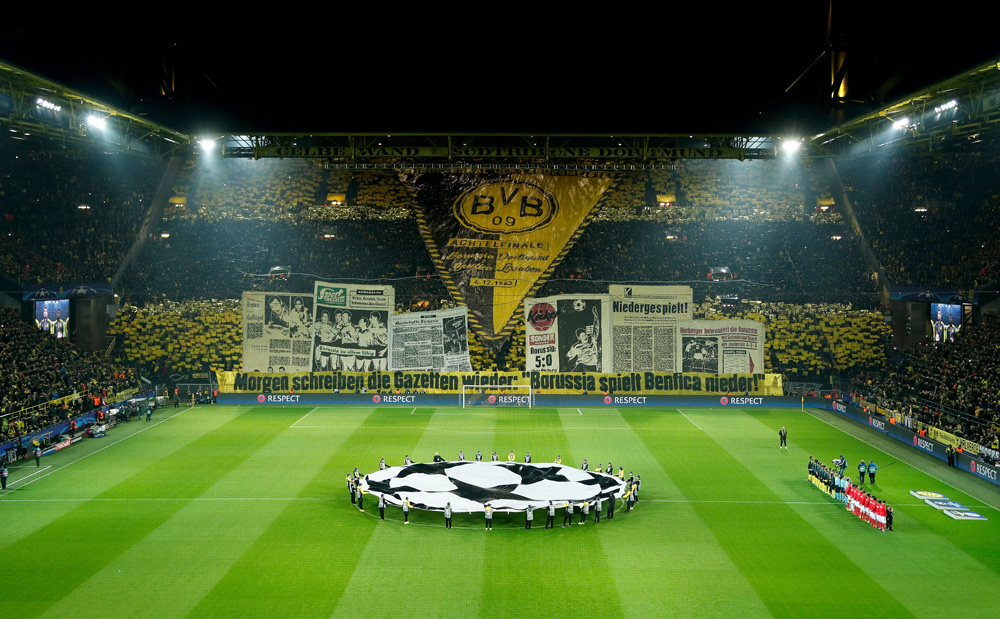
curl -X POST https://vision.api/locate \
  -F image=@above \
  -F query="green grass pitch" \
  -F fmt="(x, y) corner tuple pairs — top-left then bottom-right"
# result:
(2, 403), (999, 618)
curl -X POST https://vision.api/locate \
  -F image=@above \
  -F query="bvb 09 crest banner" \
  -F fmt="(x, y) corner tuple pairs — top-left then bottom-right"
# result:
(403, 173), (612, 352)
(524, 294), (613, 372)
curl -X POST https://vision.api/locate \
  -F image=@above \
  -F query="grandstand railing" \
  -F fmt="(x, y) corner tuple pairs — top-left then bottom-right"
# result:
(0, 392), (80, 422)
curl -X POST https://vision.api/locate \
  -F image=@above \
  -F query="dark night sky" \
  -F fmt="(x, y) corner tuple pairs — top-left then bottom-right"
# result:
(2, 9), (997, 137)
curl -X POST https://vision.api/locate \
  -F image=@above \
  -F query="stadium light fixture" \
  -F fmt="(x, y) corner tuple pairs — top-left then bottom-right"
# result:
(934, 99), (958, 114)
(86, 115), (107, 130)
(781, 139), (802, 154)
(198, 138), (216, 152)
(892, 117), (910, 130)
(35, 97), (61, 112)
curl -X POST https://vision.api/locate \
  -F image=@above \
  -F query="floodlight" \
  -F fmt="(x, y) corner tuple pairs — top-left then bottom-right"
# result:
(87, 115), (106, 129)
(934, 99), (958, 114)
(781, 139), (801, 154)
(198, 138), (216, 152)
(892, 118), (910, 130)
(35, 97), (61, 112)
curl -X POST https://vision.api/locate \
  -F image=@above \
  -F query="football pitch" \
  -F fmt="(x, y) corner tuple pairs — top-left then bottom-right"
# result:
(2, 403), (999, 618)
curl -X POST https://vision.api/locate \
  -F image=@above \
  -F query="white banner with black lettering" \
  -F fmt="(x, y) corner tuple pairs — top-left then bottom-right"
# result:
(676, 319), (766, 374)
(242, 292), (315, 373)
(609, 284), (693, 373)
(388, 306), (473, 372)
(312, 282), (394, 372)
(525, 294), (612, 372)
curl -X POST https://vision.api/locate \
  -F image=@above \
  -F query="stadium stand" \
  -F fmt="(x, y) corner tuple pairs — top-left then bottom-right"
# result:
(0, 139), (164, 284)
(852, 312), (1000, 449)
(0, 307), (139, 444)
(839, 140), (1000, 288)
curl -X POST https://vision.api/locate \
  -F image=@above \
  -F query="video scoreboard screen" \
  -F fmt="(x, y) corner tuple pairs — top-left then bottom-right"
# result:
(930, 303), (961, 343)
(34, 299), (69, 338)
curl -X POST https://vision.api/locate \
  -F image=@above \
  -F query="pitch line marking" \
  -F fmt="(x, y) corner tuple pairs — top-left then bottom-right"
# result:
(578, 408), (583, 416)
(5, 466), (51, 486)
(802, 408), (1000, 513)
(0, 496), (952, 509)
(409, 408), (415, 415)
(289, 406), (319, 428)
(0, 406), (195, 497)
(677, 408), (703, 431)
(290, 425), (700, 433)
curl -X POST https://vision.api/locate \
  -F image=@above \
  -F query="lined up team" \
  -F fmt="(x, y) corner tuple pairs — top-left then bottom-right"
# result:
(809, 456), (893, 531)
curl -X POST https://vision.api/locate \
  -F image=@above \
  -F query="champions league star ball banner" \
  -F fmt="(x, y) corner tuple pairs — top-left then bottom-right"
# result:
(388, 306), (473, 372)
(215, 369), (780, 395)
(609, 284), (693, 373)
(403, 172), (612, 353)
(311, 282), (394, 372)
(242, 292), (316, 373)
(676, 319), (765, 374)
(525, 295), (613, 372)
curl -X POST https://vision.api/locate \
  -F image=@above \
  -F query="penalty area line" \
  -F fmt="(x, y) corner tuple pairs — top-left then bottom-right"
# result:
(289, 406), (319, 428)
(676, 409), (703, 431)
(5, 466), (51, 486)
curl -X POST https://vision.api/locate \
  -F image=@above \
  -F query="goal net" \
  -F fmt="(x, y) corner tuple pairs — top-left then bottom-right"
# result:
(460, 385), (533, 408)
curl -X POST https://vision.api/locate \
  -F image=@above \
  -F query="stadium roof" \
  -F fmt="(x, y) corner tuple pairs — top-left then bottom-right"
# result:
(1, 13), (998, 157)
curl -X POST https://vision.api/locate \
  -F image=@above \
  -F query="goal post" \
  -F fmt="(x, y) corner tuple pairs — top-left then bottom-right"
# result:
(460, 385), (534, 409)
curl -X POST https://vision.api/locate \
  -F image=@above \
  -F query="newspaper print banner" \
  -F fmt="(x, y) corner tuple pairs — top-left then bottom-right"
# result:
(675, 319), (765, 374)
(312, 282), (394, 372)
(242, 292), (315, 373)
(609, 285), (693, 373)
(525, 294), (613, 372)
(388, 306), (473, 372)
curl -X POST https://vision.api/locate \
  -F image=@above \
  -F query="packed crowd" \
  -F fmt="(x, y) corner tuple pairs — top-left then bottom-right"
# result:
(694, 298), (891, 378)
(595, 159), (842, 224)
(548, 219), (875, 305)
(0, 140), (164, 284)
(107, 299), (243, 376)
(0, 307), (140, 443)
(851, 312), (1000, 448)
(839, 138), (1000, 288)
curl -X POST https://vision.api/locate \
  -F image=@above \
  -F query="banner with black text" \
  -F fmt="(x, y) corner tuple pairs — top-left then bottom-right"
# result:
(609, 284), (693, 372)
(311, 282), (394, 372)
(525, 294), (613, 372)
(388, 306), (473, 372)
(242, 292), (315, 373)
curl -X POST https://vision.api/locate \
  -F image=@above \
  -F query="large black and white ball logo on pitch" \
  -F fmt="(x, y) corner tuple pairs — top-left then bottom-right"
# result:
(360, 461), (626, 513)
